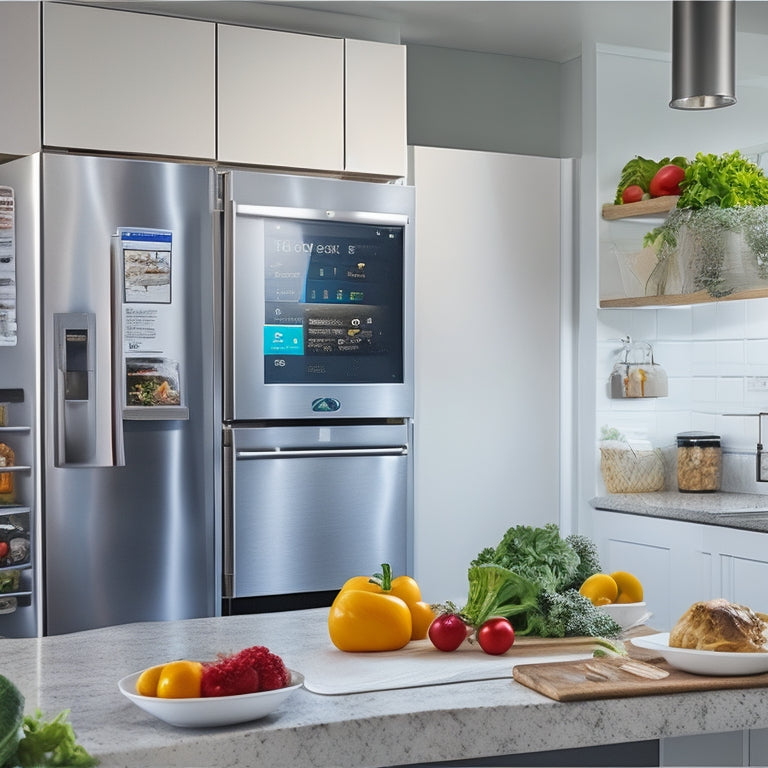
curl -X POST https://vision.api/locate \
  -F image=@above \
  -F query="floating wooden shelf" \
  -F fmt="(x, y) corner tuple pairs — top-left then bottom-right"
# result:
(600, 287), (768, 308)
(602, 196), (679, 221)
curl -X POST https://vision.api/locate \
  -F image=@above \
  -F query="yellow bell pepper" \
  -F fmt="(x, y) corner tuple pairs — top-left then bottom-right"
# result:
(328, 564), (430, 651)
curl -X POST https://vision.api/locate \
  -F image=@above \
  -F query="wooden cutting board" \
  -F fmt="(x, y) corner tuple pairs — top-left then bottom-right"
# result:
(513, 654), (768, 701)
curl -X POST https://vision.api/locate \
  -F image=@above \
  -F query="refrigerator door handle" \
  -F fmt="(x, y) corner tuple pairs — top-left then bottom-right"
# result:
(235, 446), (408, 460)
(111, 235), (126, 467)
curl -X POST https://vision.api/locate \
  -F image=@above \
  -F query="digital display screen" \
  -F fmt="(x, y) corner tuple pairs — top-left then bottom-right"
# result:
(263, 218), (404, 384)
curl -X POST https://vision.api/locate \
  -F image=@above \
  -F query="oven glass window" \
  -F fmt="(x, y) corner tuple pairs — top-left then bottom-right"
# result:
(263, 218), (404, 384)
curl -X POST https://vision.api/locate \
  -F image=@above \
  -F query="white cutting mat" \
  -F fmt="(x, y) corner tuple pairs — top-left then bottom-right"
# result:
(301, 637), (601, 695)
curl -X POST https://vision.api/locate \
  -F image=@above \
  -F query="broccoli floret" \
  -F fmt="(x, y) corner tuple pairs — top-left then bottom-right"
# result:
(460, 564), (540, 628)
(518, 589), (622, 639)
(564, 533), (603, 590)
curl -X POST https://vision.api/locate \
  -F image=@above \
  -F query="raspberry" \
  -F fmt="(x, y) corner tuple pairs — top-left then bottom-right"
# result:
(200, 657), (259, 697)
(199, 645), (289, 697)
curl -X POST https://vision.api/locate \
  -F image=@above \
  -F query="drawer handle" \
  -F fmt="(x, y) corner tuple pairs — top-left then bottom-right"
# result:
(235, 446), (408, 460)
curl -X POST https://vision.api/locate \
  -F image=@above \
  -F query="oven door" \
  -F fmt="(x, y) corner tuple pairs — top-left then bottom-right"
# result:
(223, 422), (411, 610)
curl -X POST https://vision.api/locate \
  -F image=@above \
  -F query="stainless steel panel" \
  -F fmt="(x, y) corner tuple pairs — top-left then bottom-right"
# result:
(223, 169), (415, 421)
(41, 154), (217, 635)
(228, 423), (409, 597)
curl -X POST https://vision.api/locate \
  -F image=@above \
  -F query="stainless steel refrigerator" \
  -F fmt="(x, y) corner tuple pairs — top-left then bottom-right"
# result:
(0, 153), (217, 637)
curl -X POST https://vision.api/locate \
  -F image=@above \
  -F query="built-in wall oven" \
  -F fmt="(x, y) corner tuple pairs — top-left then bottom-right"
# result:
(219, 169), (415, 614)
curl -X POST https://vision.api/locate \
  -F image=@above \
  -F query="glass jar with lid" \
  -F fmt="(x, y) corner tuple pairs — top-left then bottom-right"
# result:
(676, 431), (721, 492)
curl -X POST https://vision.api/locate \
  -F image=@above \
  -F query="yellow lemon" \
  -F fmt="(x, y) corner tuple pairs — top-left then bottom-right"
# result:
(611, 571), (644, 603)
(156, 660), (204, 699)
(579, 573), (618, 606)
(135, 664), (165, 697)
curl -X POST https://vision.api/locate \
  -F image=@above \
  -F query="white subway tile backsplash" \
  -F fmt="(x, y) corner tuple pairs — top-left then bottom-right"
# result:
(691, 377), (717, 403)
(691, 303), (718, 339)
(596, 309), (636, 341)
(717, 377), (746, 404)
(715, 340), (745, 372)
(595, 301), (768, 493)
(692, 341), (719, 376)
(746, 298), (768, 338)
(657, 306), (693, 339)
(628, 309), (657, 340)
(746, 339), (768, 372)
(651, 341), (692, 376)
(715, 301), (747, 339)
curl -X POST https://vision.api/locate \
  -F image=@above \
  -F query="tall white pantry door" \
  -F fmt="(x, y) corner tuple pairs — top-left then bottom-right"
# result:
(409, 146), (572, 603)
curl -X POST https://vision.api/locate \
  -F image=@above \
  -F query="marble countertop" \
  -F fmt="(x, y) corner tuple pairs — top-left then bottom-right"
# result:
(6, 608), (768, 768)
(590, 491), (768, 533)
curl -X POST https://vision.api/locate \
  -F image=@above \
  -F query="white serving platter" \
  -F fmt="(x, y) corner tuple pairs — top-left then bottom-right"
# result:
(630, 632), (768, 676)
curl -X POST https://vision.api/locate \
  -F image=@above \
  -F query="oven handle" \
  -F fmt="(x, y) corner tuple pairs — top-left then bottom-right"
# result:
(235, 446), (408, 459)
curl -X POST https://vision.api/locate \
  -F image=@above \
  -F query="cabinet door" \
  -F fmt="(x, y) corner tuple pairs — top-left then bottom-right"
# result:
(218, 25), (344, 171)
(703, 526), (768, 613)
(345, 39), (407, 177)
(0, 2), (40, 157)
(43, 4), (215, 159)
(591, 510), (711, 631)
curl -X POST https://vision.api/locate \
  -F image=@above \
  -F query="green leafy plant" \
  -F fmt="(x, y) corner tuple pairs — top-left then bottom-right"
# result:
(641, 152), (768, 297)
(677, 151), (768, 209)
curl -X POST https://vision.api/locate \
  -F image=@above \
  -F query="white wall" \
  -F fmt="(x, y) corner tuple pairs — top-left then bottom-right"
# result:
(586, 40), (768, 502)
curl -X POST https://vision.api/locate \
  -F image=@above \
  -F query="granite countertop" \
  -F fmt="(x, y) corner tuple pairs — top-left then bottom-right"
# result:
(7, 608), (768, 768)
(590, 491), (768, 533)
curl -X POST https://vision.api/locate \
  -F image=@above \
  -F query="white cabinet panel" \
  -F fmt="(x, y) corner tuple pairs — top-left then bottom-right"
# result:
(218, 25), (344, 171)
(592, 510), (712, 631)
(0, 2), (40, 157)
(345, 39), (407, 177)
(43, 4), (215, 159)
(410, 147), (564, 603)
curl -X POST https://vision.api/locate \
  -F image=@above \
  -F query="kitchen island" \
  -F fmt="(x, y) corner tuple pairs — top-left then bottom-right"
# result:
(6, 608), (768, 768)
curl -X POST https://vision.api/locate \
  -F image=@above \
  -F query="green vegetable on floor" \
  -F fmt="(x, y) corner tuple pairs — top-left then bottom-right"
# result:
(0, 676), (97, 768)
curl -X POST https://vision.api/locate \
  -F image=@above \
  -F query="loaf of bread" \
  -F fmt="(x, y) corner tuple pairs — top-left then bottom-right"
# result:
(669, 598), (768, 653)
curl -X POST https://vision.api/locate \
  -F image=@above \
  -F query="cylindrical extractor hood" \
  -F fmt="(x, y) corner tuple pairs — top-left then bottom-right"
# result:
(670, 0), (736, 110)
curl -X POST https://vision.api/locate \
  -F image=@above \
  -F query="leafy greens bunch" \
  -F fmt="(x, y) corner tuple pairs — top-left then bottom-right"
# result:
(676, 151), (768, 210)
(613, 155), (687, 204)
(460, 524), (621, 638)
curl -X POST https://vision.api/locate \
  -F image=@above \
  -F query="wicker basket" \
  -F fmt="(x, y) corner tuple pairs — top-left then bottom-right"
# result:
(600, 444), (664, 493)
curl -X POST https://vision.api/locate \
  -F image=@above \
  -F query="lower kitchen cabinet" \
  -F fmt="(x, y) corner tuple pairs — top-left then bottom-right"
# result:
(592, 508), (768, 767)
(592, 509), (768, 628)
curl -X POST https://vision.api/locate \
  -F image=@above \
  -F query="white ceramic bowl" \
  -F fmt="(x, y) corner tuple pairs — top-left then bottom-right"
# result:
(597, 601), (650, 630)
(631, 633), (768, 676)
(118, 668), (304, 727)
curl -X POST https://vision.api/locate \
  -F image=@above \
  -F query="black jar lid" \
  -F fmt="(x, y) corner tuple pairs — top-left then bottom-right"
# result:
(676, 431), (721, 447)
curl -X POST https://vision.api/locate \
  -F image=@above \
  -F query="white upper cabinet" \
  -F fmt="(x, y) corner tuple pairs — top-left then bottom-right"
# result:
(345, 39), (407, 178)
(217, 25), (344, 172)
(42, 4), (216, 159)
(0, 2), (40, 158)
(218, 26), (407, 177)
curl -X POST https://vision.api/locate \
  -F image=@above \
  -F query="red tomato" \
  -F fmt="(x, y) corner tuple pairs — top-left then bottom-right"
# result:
(476, 617), (515, 655)
(649, 164), (685, 197)
(428, 613), (468, 652)
(621, 185), (644, 204)
(0, 541), (7, 558)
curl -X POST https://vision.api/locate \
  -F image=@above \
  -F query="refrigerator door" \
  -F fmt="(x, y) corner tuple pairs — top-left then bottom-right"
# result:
(41, 154), (217, 635)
